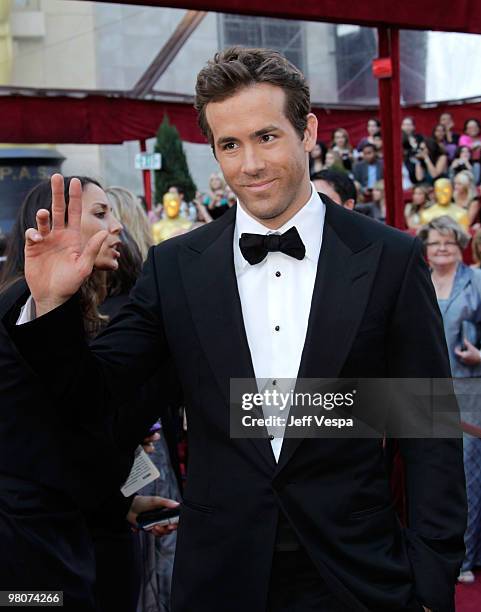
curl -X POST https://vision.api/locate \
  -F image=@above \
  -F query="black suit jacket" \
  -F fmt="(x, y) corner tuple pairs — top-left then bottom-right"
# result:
(7, 198), (466, 612)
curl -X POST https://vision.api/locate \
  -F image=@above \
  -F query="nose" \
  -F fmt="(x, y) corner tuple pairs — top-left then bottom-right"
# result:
(109, 214), (123, 234)
(240, 145), (266, 176)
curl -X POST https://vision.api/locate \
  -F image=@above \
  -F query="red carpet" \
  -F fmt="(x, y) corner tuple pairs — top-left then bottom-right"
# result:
(455, 571), (481, 611)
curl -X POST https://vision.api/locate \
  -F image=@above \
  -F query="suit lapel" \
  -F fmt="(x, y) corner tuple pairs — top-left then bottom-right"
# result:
(276, 210), (383, 473)
(179, 209), (276, 470)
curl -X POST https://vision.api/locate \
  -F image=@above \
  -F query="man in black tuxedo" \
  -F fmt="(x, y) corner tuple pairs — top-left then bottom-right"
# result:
(9, 47), (466, 612)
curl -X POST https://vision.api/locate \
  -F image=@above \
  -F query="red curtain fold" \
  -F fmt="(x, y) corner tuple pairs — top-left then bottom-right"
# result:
(2, 94), (481, 146)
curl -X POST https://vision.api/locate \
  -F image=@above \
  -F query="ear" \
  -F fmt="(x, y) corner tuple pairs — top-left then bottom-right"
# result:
(304, 113), (318, 153)
(343, 199), (355, 211)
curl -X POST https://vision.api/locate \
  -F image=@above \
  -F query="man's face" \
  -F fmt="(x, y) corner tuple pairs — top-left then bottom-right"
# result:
(363, 146), (377, 164)
(205, 83), (317, 226)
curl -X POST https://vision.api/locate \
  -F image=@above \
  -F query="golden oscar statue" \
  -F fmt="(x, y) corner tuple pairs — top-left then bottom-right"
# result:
(152, 192), (192, 244)
(420, 178), (470, 229)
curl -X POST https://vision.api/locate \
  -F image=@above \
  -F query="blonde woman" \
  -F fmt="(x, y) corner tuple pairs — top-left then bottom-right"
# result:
(331, 128), (354, 171)
(106, 186), (153, 261)
(453, 170), (480, 226)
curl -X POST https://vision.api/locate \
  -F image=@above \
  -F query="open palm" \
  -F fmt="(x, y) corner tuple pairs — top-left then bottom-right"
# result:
(24, 174), (108, 315)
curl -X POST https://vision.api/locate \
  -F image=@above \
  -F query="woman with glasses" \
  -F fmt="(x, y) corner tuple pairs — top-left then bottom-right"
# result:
(419, 215), (481, 584)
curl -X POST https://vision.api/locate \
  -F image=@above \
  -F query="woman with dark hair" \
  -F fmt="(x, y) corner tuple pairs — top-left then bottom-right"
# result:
(433, 121), (460, 160)
(459, 118), (481, 168)
(356, 117), (380, 152)
(450, 145), (481, 184)
(308, 140), (326, 177)
(414, 138), (448, 184)
(0, 177), (176, 611)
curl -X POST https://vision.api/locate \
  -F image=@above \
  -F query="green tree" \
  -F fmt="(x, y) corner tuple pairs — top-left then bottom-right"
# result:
(154, 115), (197, 203)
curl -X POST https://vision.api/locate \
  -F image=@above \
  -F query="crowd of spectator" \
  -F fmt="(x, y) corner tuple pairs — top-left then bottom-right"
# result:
(308, 112), (481, 230)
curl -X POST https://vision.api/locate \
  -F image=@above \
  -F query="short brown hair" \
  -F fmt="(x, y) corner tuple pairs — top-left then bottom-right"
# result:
(195, 47), (311, 147)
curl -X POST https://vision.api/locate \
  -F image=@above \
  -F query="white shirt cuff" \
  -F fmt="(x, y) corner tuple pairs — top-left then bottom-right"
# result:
(16, 295), (36, 325)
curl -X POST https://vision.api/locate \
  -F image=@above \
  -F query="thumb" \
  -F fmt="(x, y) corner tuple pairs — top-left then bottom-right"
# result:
(464, 338), (475, 350)
(78, 230), (109, 272)
(149, 496), (180, 509)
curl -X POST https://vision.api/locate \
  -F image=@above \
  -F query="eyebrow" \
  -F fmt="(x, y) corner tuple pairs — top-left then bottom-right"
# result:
(91, 202), (108, 209)
(216, 124), (281, 148)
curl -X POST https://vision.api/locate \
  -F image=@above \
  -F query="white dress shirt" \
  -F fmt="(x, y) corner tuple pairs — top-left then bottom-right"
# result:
(234, 184), (325, 461)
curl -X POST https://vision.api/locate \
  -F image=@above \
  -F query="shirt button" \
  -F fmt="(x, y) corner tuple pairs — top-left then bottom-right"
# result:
(275, 325), (280, 331)
(275, 271), (281, 277)
(268, 435), (275, 441)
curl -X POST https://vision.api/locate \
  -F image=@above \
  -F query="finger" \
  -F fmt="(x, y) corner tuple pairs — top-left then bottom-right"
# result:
(25, 227), (44, 246)
(36, 209), (51, 236)
(464, 338), (475, 350)
(51, 174), (67, 230)
(454, 346), (464, 356)
(66, 178), (83, 231)
(77, 230), (109, 274)
(152, 496), (180, 509)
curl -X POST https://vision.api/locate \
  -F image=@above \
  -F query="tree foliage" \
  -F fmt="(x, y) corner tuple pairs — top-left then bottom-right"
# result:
(154, 115), (197, 203)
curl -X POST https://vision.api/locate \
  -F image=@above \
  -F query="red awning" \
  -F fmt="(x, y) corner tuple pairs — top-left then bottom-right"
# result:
(3, 93), (481, 146)
(91, 0), (481, 35)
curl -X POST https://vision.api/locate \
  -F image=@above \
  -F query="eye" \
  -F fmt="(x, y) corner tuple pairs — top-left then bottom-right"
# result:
(222, 142), (238, 151)
(95, 211), (106, 218)
(261, 134), (275, 143)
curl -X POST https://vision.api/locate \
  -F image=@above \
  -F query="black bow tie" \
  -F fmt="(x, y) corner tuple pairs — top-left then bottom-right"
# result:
(239, 226), (306, 265)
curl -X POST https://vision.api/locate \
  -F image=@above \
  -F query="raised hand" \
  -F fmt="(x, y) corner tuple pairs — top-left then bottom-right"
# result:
(24, 174), (110, 317)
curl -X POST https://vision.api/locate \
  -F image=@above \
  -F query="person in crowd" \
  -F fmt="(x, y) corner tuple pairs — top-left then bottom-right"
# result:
(323, 148), (346, 173)
(0, 177), (176, 612)
(202, 172), (229, 219)
(471, 227), (481, 269)
(401, 116), (423, 158)
(418, 215), (481, 584)
(308, 140), (326, 177)
(371, 179), (386, 222)
(105, 186), (153, 261)
(311, 169), (356, 209)
(402, 159), (414, 190)
(414, 138), (448, 185)
(5, 46), (466, 612)
(450, 145), (481, 184)
(435, 117), (457, 161)
(372, 131), (383, 159)
(356, 117), (380, 151)
(352, 142), (384, 197)
(432, 123), (447, 148)
(404, 184), (432, 230)
(459, 119), (481, 170)
(331, 128), (354, 171)
(439, 112), (460, 148)
(148, 202), (163, 224)
(192, 190), (213, 223)
(453, 169), (480, 226)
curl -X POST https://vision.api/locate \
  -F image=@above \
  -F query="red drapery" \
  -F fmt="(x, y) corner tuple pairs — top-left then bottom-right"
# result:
(91, 0), (481, 35)
(3, 94), (481, 146)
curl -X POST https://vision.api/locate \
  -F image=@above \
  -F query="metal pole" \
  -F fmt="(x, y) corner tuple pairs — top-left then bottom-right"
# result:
(139, 139), (152, 211)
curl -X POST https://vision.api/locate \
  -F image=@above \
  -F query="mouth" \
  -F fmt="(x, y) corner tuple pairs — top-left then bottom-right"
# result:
(109, 242), (121, 258)
(243, 179), (277, 193)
